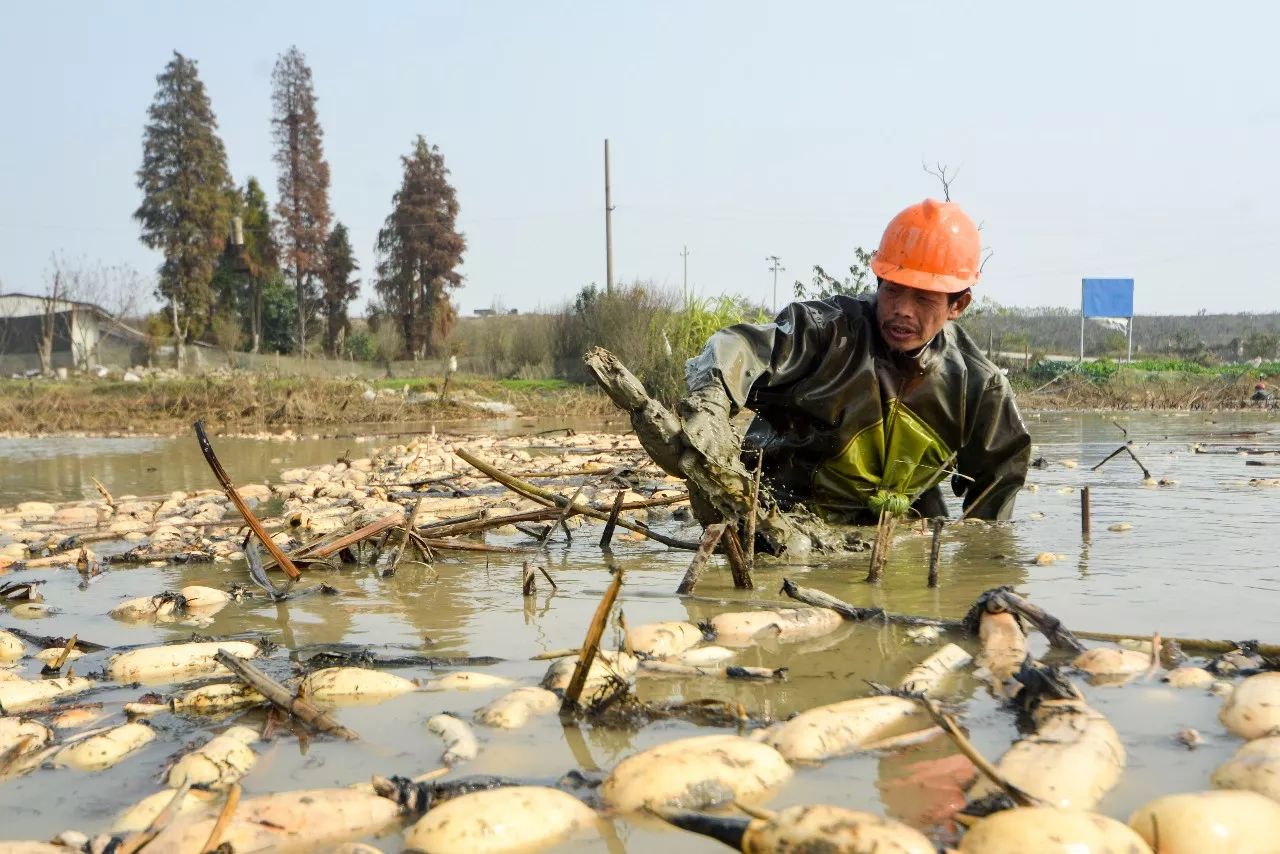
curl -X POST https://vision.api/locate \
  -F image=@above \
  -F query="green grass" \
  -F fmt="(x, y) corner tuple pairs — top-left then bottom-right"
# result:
(493, 378), (572, 392)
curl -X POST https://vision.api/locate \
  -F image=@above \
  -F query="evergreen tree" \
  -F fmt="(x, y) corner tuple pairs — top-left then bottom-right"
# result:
(134, 51), (232, 369)
(271, 45), (331, 356)
(374, 136), (466, 358)
(211, 177), (280, 352)
(320, 222), (359, 355)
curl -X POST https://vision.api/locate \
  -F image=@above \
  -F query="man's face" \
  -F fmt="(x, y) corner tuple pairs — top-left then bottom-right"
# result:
(876, 280), (971, 352)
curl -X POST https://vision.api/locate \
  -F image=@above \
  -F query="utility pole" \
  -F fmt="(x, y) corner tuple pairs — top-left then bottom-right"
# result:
(766, 255), (785, 313)
(681, 245), (690, 305)
(604, 139), (614, 295)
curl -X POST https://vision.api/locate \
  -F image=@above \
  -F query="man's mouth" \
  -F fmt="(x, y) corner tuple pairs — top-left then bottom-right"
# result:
(882, 321), (918, 343)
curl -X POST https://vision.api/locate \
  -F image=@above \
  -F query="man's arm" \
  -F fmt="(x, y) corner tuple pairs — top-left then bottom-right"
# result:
(955, 376), (1032, 520)
(684, 299), (846, 411)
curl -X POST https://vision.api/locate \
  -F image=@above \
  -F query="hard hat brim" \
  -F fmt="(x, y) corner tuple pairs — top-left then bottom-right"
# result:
(871, 258), (978, 294)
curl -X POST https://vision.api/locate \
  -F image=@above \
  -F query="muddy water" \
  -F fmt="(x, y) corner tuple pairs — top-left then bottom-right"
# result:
(0, 410), (1278, 850)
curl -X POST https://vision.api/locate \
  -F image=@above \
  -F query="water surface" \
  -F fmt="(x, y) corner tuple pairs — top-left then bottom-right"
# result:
(0, 410), (1277, 849)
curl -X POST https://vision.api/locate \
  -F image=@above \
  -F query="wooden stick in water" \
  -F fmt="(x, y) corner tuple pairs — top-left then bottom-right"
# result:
(865, 512), (897, 584)
(456, 448), (700, 550)
(194, 421), (301, 581)
(1081, 486), (1092, 537)
(599, 490), (627, 549)
(385, 497), (425, 575)
(215, 649), (358, 741)
(676, 523), (726, 595)
(561, 568), (624, 715)
(722, 527), (754, 590)
(201, 782), (241, 853)
(917, 695), (1043, 808)
(745, 450), (763, 569)
(40, 634), (78, 676)
(927, 518), (944, 588)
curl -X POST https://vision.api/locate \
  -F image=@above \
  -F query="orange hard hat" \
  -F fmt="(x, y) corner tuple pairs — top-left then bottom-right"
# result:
(870, 198), (981, 293)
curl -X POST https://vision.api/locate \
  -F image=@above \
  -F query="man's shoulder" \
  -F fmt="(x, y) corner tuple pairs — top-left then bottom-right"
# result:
(945, 322), (1009, 391)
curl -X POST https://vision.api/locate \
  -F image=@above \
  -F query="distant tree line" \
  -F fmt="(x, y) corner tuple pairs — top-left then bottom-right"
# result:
(133, 49), (464, 367)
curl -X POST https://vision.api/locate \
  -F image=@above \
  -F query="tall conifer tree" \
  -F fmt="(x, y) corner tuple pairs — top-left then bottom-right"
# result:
(135, 51), (232, 369)
(320, 222), (359, 355)
(374, 136), (466, 358)
(271, 45), (331, 356)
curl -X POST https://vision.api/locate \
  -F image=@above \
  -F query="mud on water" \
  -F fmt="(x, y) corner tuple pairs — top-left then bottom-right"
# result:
(0, 410), (1277, 850)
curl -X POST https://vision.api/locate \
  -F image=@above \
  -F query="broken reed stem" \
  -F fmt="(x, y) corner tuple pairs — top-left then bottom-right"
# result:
(1090, 445), (1128, 472)
(1091, 442), (1153, 480)
(677, 523), (727, 595)
(214, 649), (358, 741)
(456, 448), (699, 550)
(385, 497), (425, 575)
(1081, 486), (1091, 537)
(1124, 445), (1153, 480)
(745, 450), (763, 569)
(927, 518), (944, 588)
(537, 564), (559, 590)
(201, 781), (241, 853)
(599, 490), (627, 549)
(521, 561), (536, 596)
(781, 578), (1274, 657)
(116, 781), (193, 854)
(865, 512), (897, 584)
(90, 476), (114, 512)
(44, 634), (78, 674)
(194, 421), (301, 581)
(722, 527), (754, 590)
(561, 567), (624, 715)
(917, 695), (1042, 808)
(420, 538), (528, 554)
(542, 482), (585, 544)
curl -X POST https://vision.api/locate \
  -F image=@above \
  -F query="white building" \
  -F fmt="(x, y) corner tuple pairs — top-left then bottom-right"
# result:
(0, 293), (148, 374)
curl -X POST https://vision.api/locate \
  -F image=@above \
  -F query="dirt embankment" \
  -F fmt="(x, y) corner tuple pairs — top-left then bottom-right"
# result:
(0, 375), (617, 436)
(1017, 372), (1271, 411)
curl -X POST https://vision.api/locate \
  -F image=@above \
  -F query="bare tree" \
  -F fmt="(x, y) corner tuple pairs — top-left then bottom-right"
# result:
(922, 161), (959, 202)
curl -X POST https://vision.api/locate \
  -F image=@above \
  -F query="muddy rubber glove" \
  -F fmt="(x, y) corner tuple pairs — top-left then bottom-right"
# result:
(676, 383), (739, 473)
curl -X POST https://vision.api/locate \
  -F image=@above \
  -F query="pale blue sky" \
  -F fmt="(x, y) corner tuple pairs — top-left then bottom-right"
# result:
(1, 2), (1277, 316)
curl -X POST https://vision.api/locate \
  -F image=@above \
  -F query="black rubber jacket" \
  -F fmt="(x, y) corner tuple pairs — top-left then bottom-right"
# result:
(685, 294), (1031, 521)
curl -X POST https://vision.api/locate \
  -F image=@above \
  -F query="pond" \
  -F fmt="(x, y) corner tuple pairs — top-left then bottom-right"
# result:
(0, 410), (1277, 850)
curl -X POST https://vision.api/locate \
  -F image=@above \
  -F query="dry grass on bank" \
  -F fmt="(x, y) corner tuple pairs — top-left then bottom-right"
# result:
(0, 374), (618, 435)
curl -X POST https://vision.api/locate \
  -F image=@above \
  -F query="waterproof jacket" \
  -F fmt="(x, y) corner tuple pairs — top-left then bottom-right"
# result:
(685, 294), (1031, 521)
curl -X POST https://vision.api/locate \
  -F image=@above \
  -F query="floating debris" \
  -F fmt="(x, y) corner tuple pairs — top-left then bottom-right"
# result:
(601, 734), (792, 812)
(165, 725), (258, 789)
(422, 672), (516, 692)
(1212, 735), (1280, 800)
(765, 695), (930, 763)
(959, 806), (1152, 853)
(0, 676), (93, 713)
(106, 640), (260, 683)
(707, 607), (843, 647)
(660, 804), (934, 853)
(296, 667), (418, 705)
(474, 687), (559, 729)
(967, 695), (1125, 809)
(426, 713), (479, 767)
(1128, 790), (1280, 851)
(404, 786), (599, 852)
(54, 722), (156, 772)
(1220, 672), (1280, 739)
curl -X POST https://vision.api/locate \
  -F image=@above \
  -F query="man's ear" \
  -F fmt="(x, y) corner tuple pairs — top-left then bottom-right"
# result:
(947, 291), (972, 320)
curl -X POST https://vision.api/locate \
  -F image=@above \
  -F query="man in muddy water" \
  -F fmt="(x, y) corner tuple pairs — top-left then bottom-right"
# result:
(680, 198), (1031, 523)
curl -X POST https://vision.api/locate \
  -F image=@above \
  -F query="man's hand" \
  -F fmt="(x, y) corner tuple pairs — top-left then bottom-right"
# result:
(676, 383), (738, 472)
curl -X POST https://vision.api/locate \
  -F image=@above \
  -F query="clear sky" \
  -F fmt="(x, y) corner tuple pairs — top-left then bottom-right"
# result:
(1, 1), (1277, 317)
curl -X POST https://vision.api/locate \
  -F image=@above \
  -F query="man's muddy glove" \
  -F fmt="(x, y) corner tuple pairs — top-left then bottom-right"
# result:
(676, 383), (737, 471)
